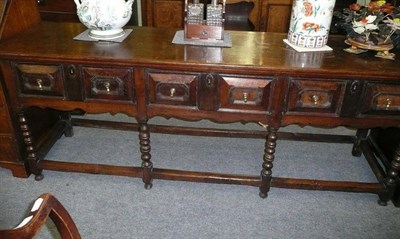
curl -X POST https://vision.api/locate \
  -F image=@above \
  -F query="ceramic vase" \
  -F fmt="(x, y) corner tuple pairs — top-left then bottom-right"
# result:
(74, 0), (134, 40)
(287, 0), (336, 48)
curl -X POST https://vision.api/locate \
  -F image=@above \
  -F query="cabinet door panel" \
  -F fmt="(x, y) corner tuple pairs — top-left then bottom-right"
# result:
(148, 0), (184, 28)
(261, 0), (293, 33)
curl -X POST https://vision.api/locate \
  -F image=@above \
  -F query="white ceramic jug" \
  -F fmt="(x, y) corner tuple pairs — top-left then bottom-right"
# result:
(74, 0), (134, 40)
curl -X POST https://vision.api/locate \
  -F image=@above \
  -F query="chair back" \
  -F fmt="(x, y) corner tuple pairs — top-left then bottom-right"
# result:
(0, 193), (81, 239)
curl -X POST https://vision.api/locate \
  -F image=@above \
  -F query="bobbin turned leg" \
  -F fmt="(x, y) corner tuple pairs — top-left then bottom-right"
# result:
(61, 112), (73, 137)
(139, 121), (153, 189)
(378, 144), (400, 206)
(259, 127), (277, 198)
(352, 129), (369, 157)
(18, 110), (43, 181)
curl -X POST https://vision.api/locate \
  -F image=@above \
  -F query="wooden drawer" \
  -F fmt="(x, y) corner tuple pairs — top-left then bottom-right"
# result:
(13, 63), (65, 97)
(220, 75), (272, 111)
(147, 71), (272, 113)
(286, 78), (345, 115)
(82, 67), (134, 102)
(360, 83), (400, 115)
(147, 71), (197, 106)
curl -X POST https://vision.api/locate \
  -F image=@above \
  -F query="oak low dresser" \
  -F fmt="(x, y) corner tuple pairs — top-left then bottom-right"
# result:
(0, 21), (399, 206)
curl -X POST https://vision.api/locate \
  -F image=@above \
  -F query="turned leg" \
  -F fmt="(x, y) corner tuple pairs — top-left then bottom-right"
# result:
(18, 111), (43, 181)
(259, 127), (277, 198)
(352, 129), (369, 157)
(139, 122), (153, 189)
(61, 112), (73, 137)
(378, 144), (400, 206)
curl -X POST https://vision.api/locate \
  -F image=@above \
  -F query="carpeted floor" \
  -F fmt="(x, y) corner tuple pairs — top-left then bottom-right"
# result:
(1, 115), (399, 239)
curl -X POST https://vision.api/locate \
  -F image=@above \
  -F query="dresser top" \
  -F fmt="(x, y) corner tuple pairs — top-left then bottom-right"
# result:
(0, 22), (399, 79)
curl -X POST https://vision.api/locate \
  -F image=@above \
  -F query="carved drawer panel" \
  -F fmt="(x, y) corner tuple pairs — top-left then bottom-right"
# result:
(220, 76), (272, 111)
(13, 63), (65, 97)
(286, 78), (345, 114)
(147, 72), (197, 106)
(82, 67), (134, 102)
(360, 83), (400, 115)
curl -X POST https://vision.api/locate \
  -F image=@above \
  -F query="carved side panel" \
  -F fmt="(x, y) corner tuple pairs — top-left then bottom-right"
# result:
(13, 63), (65, 98)
(0, 79), (19, 162)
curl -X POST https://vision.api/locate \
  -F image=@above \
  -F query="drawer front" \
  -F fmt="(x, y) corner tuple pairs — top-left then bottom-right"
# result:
(360, 83), (400, 115)
(220, 76), (272, 111)
(147, 71), (272, 113)
(14, 63), (65, 97)
(83, 67), (134, 102)
(286, 78), (345, 115)
(147, 72), (197, 106)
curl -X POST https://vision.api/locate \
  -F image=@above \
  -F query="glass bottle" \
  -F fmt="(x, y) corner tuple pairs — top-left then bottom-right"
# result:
(187, 0), (204, 25)
(206, 0), (223, 26)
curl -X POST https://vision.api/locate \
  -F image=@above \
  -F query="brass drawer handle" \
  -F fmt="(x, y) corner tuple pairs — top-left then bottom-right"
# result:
(385, 98), (392, 110)
(170, 87), (176, 97)
(104, 82), (111, 93)
(243, 92), (248, 103)
(36, 79), (43, 90)
(311, 95), (320, 105)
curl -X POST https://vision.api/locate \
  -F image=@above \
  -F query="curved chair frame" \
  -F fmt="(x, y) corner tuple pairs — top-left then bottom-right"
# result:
(0, 193), (81, 239)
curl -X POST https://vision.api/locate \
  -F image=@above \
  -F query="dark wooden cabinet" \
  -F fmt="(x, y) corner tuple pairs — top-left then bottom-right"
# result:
(36, 0), (356, 33)
(142, 0), (357, 32)
(141, 0), (185, 28)
(37, 0), (79, 22)
(141, 0), (293, 32)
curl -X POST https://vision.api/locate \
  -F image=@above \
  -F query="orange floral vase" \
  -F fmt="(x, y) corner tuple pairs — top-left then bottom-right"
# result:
(288, 0), (336, 48)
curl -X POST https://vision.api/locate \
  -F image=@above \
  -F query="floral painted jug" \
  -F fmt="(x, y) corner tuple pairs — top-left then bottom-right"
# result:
(74, 0), (134, 40)
(288, 0), (336, 48)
